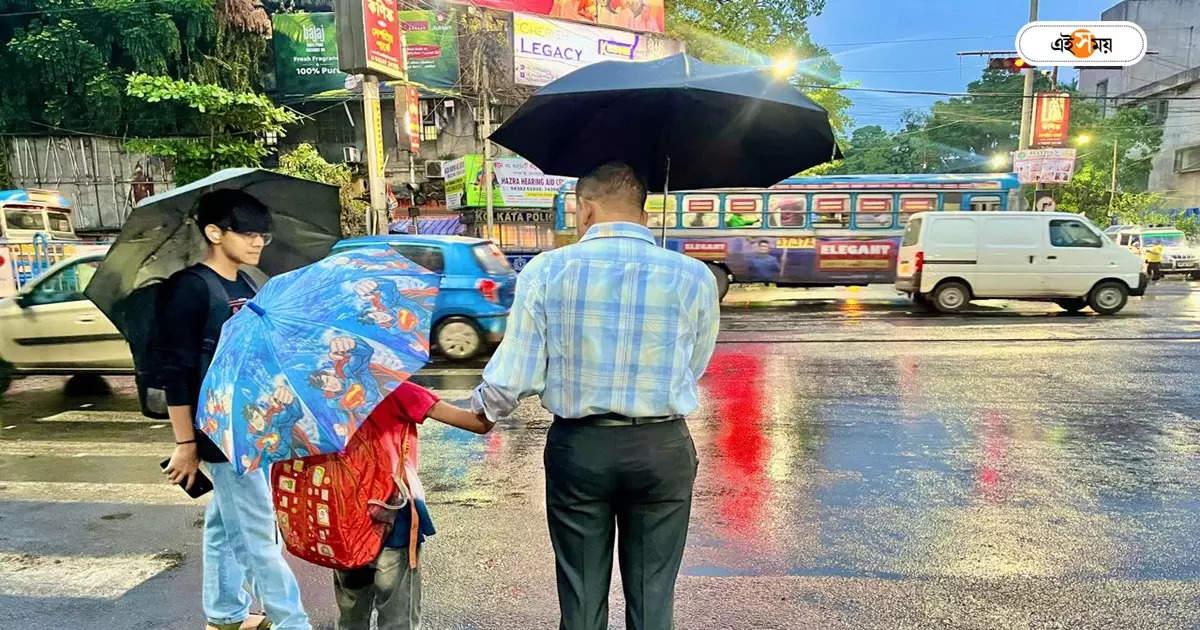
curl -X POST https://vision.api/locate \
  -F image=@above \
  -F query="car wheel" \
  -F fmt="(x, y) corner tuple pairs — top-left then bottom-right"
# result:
(1088, 281), (1129, 315)
(65, 374), (112, 397)
(932, 281), (970, 313)
(1191, 271), (1200, 281)
(706, 263), (730, 302)
(0, 360), (13, 396)
(1055, 298), (1087, 313)
(436, 317), (482, 361)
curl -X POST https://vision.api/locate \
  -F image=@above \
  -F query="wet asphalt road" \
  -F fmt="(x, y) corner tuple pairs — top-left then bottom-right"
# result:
(2, 282), (1200, 629)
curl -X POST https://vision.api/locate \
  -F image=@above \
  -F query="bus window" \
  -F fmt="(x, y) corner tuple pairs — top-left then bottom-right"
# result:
(855, 195), (893, 228)
(767, 194), (806, 228)
(898, 194), (936, 225)
(969, 195), (1002, 212)
(724, 195), (762, 228)
(4, 209), (47, 232)
(683, 195), (719, 228)
(942, 192), (962, 211)
(812, 194), (850, 228)
(47, 211), (74, 238)
(645, 195), (678, 229)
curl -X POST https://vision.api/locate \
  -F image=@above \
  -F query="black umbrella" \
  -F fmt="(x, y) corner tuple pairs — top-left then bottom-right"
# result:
(489, 53), (842, 192)
(85, 168), (342, 358)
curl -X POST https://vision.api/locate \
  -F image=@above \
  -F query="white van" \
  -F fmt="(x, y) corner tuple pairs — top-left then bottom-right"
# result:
(895, 211), (1146, 315)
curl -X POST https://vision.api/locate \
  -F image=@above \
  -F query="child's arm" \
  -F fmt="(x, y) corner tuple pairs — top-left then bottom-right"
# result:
(426, 400), (494, 434)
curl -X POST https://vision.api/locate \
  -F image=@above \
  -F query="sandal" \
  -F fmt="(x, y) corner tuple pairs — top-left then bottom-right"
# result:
(206, 612), (272, 630)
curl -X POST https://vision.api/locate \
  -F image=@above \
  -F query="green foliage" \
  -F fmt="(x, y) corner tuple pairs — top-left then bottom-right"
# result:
(275, 144), (368, 237)
(125, 74), (297, 184)
(666, 0), (853, 143)
(0, 0), (267, 135)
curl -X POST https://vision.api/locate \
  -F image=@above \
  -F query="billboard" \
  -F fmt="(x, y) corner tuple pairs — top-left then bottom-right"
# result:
(1013, 148), (1077, 184)
(273, 11), (458, 95)
(512, 13), (683, 86)
(272, 13), (346, 95)
(444, 155), (570, 209)
(1032, 92), (1071, 148)
(448, 0), (665, 33)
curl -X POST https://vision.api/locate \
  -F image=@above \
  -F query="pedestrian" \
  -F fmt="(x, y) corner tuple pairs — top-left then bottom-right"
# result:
(471, 162), (721, 630)
(332, 381), (493, 630)
(160, 189), (310, 630)
(1146, 243), (1164, 281)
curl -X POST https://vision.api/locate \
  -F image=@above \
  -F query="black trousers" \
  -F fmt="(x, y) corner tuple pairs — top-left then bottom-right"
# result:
(544, 418), (699, 630)
(1148, 261), (1162, 280)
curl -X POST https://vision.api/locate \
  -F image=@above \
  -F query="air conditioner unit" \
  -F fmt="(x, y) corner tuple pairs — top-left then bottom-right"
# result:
(424, 160), (446, 179)
(343, 146), (362, 164)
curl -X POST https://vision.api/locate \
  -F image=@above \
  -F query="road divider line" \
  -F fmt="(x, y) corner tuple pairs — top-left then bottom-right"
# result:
(38, 411), (155, 424)
(0, 441), (170, 457)
(0, 551), (180, 600)
(0, 481), (208, 506)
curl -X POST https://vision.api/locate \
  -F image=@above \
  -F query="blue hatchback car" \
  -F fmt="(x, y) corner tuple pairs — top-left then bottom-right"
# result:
(331, 235), (517, 360)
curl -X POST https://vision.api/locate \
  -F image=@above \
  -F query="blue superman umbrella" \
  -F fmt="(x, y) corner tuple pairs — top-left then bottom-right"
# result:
(197, 246), (440, 475)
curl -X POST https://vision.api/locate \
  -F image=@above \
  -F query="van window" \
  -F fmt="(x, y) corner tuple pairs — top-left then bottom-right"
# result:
(1049, 219), (1103, 248)
(902, 218), (922, 247)
(983, 217), (1038, 247)
(926, 217), (977, 247)
(1118, 234), (1131, 246)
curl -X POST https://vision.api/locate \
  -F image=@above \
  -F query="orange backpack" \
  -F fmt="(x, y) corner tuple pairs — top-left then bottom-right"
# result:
(271, 417), (416, 570)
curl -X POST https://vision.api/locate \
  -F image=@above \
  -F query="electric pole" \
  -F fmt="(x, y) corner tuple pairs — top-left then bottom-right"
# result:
(1018, 0), (1038, 150)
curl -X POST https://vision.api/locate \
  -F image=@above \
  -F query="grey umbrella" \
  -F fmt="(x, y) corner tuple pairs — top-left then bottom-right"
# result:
(85, 167), (342, 354)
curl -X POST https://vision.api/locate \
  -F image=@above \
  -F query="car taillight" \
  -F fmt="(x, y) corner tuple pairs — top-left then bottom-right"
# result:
(914, 251), (924, 273)
(476, 278), (500, 303)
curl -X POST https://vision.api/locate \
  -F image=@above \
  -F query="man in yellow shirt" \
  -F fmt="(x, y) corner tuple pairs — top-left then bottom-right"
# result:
(1145, 243), (1164, 281)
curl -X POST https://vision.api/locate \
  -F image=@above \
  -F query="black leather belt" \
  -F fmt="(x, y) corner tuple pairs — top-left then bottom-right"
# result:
(554, 413), (681, 427)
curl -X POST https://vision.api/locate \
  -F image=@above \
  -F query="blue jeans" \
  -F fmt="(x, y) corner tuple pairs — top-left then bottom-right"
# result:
(203, 462), (310, 629)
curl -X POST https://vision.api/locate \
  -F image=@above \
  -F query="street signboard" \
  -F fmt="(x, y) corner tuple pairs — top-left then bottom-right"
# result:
(1035, 195), (1057, 212)
(335, 0), (405, 79)
(1032, 92), (1071, 148)
(1013, 148), (1077, 184)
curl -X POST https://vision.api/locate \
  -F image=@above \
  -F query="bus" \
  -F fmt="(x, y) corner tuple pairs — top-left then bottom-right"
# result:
(0, 189), (107, 298)
(554, 173), (1022, 299)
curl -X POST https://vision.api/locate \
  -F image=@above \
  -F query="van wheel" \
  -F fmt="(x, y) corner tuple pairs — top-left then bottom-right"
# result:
(1055, 298), (1087, 313)
(1191, 271), (1200, 281)
(706, 263), (730, 302)
(436, 317), (483, 361)
(1088, 282), (1129, 315)
(932, 281), (970, 313)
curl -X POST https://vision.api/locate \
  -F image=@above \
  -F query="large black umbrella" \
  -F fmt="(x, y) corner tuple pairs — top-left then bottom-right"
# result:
(490, 53), (842, 191)
(86, 168), (342, 362)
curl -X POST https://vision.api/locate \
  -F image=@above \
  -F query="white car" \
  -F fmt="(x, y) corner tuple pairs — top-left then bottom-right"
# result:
(0, 253), (133, 394)
(895, 211), (1147, 315)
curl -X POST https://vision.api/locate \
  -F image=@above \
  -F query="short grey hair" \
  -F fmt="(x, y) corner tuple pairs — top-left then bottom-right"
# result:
(576, 162), (647, 211)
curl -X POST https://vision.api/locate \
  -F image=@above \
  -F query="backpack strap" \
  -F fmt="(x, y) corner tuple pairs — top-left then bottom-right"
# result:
(398, 427), (419, 569)
(182, 266), (234, 373)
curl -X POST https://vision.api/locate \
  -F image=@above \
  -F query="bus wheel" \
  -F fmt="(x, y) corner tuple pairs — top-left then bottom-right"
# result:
(706, 263), (730, 301)
(932, 281), (970, 313)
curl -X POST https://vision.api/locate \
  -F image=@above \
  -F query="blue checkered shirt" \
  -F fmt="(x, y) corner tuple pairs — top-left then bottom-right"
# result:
(472, 222), (720, 422)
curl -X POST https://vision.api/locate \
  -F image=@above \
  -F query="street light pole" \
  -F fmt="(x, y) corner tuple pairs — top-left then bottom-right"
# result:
(1109, 139), (1119, 215)
(482, 62), (495, 243)
(1017, 0), (1038, 150)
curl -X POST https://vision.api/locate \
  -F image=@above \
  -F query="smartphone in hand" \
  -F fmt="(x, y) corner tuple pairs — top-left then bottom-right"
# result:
(160, 458), (214, 499)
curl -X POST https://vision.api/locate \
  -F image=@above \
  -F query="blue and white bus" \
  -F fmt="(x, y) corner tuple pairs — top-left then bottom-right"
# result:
(554, 173), (1022, 298)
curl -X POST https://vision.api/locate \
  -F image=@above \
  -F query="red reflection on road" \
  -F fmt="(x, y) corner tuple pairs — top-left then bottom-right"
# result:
(705, 347), (769, 541)
(976, 411), (1008, 502)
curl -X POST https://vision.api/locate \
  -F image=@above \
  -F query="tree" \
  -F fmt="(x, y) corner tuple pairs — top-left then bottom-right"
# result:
(124, 73), (297, 184)
(275, 143), (368, 237)
(0, 0), (269, 136)
(666, 0), (853, 140)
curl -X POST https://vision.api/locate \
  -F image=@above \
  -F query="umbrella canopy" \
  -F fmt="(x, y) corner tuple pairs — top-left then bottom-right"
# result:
(84, 168), (341, 360)
(198, 246), (439, 475)
(489, 53), (842, 192)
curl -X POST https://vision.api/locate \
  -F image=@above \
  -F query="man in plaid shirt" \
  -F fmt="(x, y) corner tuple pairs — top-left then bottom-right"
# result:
(472, 162), (720, 630)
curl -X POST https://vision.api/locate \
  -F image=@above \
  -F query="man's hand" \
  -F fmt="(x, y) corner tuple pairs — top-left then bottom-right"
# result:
(163, 442), (201, 491)
(329, 336), (356, 357)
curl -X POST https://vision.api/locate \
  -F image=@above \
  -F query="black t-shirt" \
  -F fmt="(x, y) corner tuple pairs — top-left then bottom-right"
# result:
(159, 264), (256, 463)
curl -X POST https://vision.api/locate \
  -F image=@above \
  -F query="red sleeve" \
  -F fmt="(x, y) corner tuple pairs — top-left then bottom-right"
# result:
(385, 381), (440, 424)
